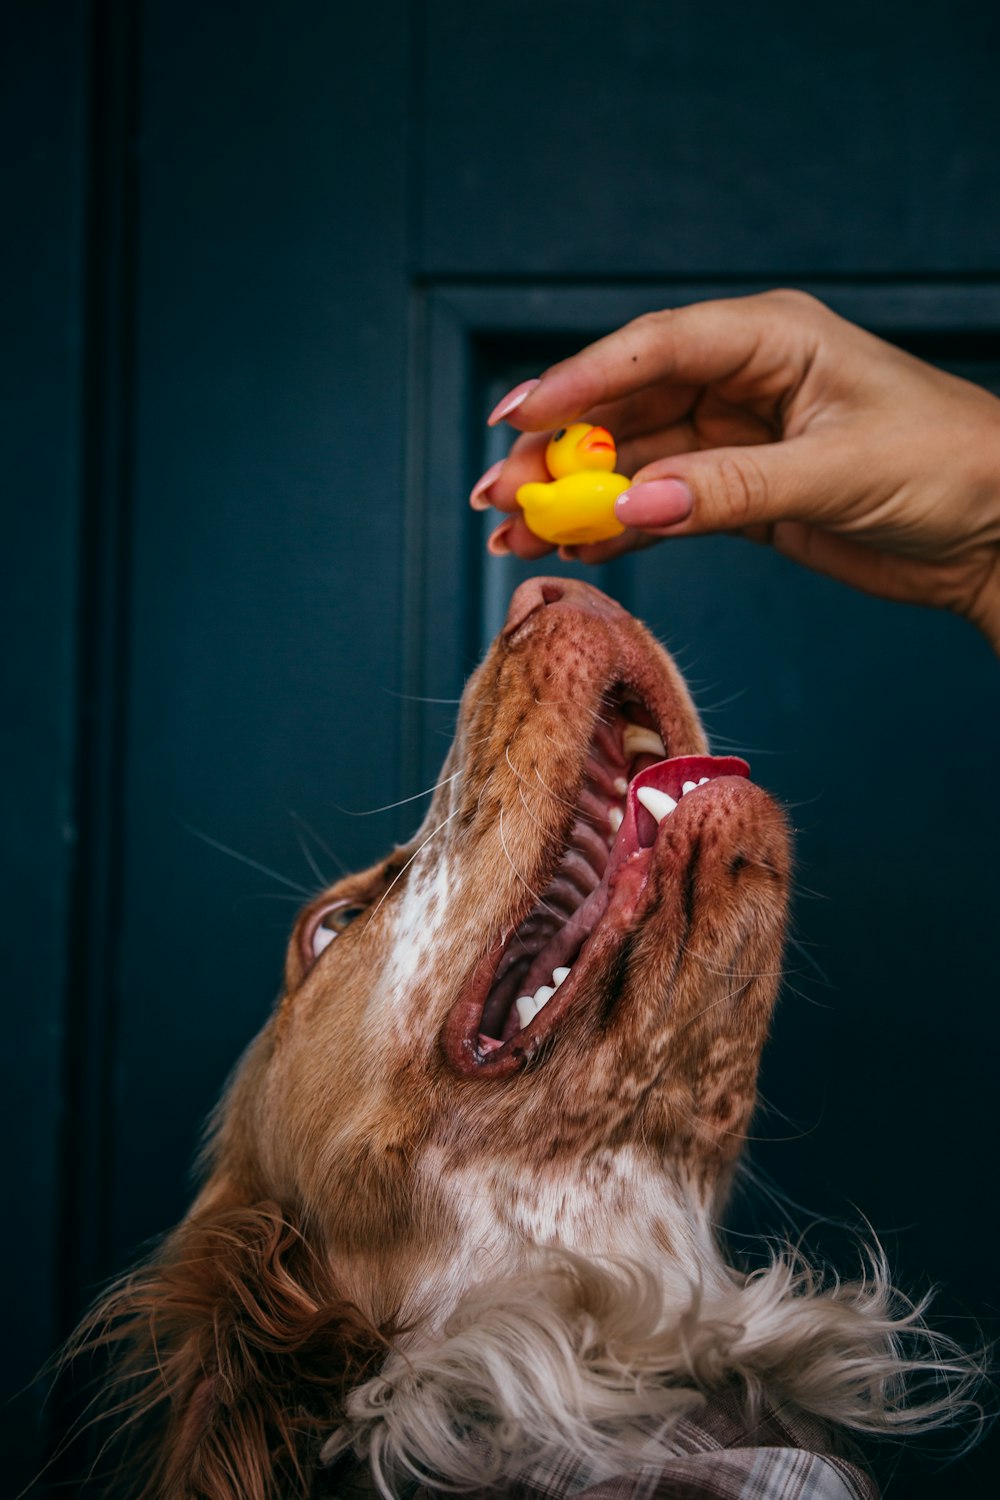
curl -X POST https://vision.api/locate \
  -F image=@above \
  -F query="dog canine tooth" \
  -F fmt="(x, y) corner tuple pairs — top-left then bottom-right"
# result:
(515, 994), (539, 1029)
(636, 786), (677, 823)
(622, 725), (667, 759)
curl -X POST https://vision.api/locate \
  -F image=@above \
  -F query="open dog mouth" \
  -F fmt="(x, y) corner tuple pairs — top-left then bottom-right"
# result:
(443, 683), (748, 1076)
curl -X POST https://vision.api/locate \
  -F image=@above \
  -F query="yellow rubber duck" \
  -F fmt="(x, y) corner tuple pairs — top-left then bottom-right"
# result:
(515, 423), (631, 546)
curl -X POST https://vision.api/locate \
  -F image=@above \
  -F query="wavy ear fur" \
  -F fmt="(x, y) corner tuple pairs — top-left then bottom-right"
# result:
(69, 1200), (391, 1500)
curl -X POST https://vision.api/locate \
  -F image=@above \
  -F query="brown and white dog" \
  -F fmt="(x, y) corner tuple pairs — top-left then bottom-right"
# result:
(77, 578), (974, 1498)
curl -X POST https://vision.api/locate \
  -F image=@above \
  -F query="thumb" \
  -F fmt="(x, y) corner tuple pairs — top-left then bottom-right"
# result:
(616, 436), (849, 537)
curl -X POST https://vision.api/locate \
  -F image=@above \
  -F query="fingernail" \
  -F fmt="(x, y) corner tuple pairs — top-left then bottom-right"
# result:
(487, 378), (540, 427)
(469, 459), (505, 510)
(487, 521), (513, 556)
(616, 479), (694, 528)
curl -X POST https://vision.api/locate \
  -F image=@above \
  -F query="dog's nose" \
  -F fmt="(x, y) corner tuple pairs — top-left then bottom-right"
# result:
(502, 576), (627, 639)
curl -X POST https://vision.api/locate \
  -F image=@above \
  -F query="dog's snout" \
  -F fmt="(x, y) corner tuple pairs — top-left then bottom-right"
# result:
(502, 577), (627, 640)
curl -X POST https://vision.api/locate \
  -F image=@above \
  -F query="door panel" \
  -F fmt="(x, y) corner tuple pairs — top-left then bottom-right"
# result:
(420, 0), (1000, 275)
(1, 3), (89, 1490)
(106, 0), (416, 1267)
(8, 2), (1000, 1494)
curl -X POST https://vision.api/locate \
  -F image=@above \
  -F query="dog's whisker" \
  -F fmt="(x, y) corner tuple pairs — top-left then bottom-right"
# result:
(180, 823), (315, 896)
(516, 783), (552, 842)
(678, 946), (787, 980)
(783, 933), (833, 987)
(384, 690), (464, 704)
(498, 805), (561, 920)
(234, 892), (313, 906)
(335, 769), (462, 817)
(532, 761), (582, 815)
(505, 744), (610, 834)
(289, 810), (350, 879)
(693, 687), (751, 715)
(367, 806), (461, 923)
(288, 812), (335, 888)
(780, 978), (832, 1010)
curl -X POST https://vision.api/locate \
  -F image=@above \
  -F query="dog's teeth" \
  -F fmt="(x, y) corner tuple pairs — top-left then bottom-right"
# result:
(608, 806), (623, 832)
(681, 780), (697, 795)
(636, 786), (677, 823)
(514, 977), (563, 1031)
(613, 776), (628, 796)
(515, 994), (539, 1029)
(622, 725), (667, 759)
(698, 776), (710, 785)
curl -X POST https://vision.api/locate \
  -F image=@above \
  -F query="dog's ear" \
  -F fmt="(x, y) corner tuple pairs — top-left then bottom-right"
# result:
(72, 1199), (388, 1499)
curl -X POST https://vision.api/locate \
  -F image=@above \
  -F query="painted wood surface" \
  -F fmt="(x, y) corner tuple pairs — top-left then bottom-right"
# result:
(4, 2), (998, 1493)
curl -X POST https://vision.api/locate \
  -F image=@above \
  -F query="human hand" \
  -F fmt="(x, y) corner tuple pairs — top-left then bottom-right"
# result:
(472, 291), (1000, 652)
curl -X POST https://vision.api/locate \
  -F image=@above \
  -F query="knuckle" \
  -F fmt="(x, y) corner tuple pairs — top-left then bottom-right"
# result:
(626, 308), (676, 343)
(706, 455), (767, 526)
(765, 287), (827, 319)
(637, 306), (677, 330)
(620, 308), (679, 377)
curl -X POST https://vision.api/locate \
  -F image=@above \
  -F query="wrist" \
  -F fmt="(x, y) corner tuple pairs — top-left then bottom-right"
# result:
(956, 391), (1000, 652)
(968, 548), (1000, 655)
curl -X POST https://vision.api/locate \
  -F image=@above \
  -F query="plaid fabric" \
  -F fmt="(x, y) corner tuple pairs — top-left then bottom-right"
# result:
(499, 1396), (879, 1500)
(325, 1393), (880, 1499)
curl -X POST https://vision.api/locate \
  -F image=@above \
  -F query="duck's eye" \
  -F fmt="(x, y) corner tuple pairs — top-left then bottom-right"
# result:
(308, 901), (367, 960)
(552, 427), (567, 441)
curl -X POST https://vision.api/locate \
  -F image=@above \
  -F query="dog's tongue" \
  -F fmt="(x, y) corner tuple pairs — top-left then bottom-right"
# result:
(608, 754), (751, 880)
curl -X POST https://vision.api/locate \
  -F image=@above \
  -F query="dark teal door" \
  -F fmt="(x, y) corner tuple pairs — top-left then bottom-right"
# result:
(5, 2), (998, 1492)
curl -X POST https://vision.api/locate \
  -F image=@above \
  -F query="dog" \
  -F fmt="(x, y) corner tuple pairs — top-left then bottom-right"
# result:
(74, 577), (976, 1498)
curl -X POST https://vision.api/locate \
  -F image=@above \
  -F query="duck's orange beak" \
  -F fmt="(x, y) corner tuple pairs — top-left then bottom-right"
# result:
(578, 425), (617, 458)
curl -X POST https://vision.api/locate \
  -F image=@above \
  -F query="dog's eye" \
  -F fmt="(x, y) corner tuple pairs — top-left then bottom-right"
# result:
(310, 902), (367, 959)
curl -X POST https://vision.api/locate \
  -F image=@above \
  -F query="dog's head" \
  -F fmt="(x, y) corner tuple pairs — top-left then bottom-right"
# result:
(81, 579), (794, 1497)
(224, 579), (790, 1304)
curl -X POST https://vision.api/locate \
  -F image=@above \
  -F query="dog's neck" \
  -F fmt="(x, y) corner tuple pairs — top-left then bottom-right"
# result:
(360, 1145), (727, 1341)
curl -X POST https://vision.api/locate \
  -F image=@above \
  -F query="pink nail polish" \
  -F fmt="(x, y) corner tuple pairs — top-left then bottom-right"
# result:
(469, 459), (505, 510)
(616, 479), (694, 528)
(487, 378), (540, 427)
(487, 522), (512, 556)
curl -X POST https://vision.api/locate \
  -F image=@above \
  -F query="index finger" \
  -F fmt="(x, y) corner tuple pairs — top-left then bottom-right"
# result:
(490, 291), (821, 434)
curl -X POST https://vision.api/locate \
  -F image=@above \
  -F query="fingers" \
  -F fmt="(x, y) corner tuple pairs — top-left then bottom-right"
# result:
(487, 291), (824, 435)
(472, 291), (848, 564)
(487, 512), (557, 560)
(616, 431), (861, 538)
(470, 423), (700, 519)
(471, 428), (815, 558)
(471, 432), (550, 516)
